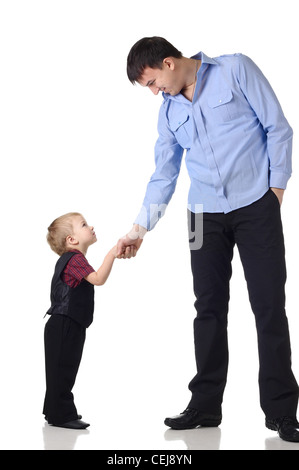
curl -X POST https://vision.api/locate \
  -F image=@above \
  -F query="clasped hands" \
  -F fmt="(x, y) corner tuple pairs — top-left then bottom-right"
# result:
(116, 224), (147, 260)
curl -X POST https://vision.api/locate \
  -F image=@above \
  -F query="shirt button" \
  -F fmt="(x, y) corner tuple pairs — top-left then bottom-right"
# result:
(219, 100), (222, 103)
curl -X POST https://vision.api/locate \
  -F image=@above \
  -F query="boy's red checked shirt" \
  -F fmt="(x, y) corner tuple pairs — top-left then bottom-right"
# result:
(61, 249), (95, 288)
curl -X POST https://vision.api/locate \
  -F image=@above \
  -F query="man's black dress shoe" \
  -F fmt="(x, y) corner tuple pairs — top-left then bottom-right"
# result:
(266, 416), (299, 442)
(164, 408), (222, 430)
(51, 419), (90, 430)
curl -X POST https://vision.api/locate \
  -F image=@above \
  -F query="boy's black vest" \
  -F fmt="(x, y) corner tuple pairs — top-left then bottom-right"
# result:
(46, 251), (94, 328)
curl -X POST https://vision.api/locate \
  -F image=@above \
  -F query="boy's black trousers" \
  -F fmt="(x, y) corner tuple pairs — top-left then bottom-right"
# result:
(187, 189), (299, 419)
(43, 315), (86, 425)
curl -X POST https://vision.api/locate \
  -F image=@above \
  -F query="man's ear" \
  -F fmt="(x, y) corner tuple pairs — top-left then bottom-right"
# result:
(163, 57), (175, 70)
(66, 235), (79, 246)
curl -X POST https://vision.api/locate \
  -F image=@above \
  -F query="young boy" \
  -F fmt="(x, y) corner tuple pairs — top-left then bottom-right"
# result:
(43, 212), (131, 429)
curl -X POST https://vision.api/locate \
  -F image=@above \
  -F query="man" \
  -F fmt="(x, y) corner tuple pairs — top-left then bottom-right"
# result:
(117, 37), (299, 442)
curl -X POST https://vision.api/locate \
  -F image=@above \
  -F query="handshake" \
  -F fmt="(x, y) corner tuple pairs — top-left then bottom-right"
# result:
(116, 224), (148, 259)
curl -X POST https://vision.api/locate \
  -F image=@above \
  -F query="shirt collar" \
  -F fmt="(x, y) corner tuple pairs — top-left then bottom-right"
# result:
(191, 51), (218, 65)
(68, 249), (84, 255)
(162, 52), (217, 102)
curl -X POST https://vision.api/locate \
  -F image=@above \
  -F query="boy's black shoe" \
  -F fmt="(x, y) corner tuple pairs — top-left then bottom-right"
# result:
(45, 414), (82, 423)
(266, 416), (299, 442)
(52, 419), (90, 430)
(164, 408), (222, 430)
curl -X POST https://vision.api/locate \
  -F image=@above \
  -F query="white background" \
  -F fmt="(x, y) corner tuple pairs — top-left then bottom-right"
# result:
(0, 0), (298, 450)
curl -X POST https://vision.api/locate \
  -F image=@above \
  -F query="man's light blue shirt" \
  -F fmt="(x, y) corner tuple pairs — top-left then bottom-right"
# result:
(135, 52), (293, 230)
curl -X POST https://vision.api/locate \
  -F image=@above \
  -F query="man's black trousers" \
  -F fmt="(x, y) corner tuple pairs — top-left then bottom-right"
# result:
(187, 189), (298, 419)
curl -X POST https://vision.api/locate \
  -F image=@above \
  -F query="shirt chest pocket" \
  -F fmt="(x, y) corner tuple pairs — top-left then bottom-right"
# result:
(207, 89), (240, 122)
(169, 111), (192, 149)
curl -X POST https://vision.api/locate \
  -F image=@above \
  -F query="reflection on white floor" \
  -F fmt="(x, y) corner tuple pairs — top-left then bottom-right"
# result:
(264, 437), (299, 451)
(38, 421), (299, 451)
(164, 428), (222, 450)
(43, 425), (91, 451)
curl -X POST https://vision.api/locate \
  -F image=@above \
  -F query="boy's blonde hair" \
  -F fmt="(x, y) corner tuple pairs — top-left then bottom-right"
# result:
(47, 212), (82, 256)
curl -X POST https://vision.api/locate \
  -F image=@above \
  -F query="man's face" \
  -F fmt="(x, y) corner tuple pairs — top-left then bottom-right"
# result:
(138, 60), (183, 96)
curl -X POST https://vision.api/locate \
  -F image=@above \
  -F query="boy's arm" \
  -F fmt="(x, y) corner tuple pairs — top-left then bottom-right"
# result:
(85, 246), (117, 286)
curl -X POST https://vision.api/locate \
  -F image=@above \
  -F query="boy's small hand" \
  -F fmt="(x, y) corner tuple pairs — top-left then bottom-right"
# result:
(117, 245), (137, 259)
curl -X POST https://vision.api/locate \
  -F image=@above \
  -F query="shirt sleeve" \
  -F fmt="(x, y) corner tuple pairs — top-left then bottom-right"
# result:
(236, 54), (293, 189)
(134, 100), (184, 230)
(63, 253), (95, 288)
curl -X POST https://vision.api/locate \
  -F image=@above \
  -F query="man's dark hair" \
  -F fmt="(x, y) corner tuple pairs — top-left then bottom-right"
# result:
(127, 36), (182, 84)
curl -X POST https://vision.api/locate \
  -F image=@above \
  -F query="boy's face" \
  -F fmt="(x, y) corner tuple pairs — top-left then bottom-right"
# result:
(71, 215), (97, 249)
